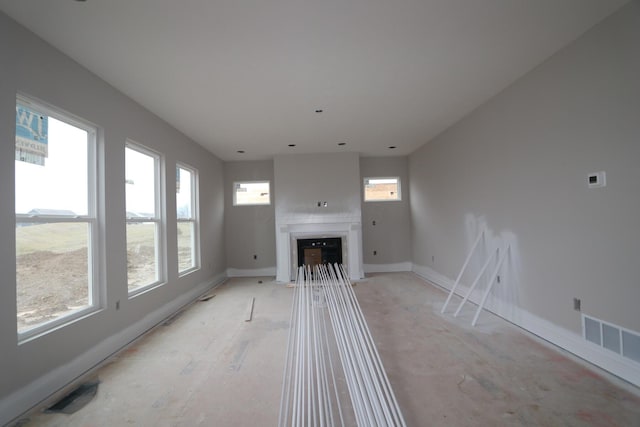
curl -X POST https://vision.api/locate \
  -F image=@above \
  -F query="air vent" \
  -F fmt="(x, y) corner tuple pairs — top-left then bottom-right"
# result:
(583, 314), (640, 364)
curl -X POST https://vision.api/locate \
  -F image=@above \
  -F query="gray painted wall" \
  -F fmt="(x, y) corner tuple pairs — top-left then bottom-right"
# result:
(0, 11), (225, 419)
(224, 155), (412, 270)
(224, 160), (276, 270)
(360, 157), (411, 265)
(409, 2), (640, 334)
(274, 153), (361, 224)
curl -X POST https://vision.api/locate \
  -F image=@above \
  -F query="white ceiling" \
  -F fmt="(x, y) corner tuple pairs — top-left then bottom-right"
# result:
(0, 0), (627, 161)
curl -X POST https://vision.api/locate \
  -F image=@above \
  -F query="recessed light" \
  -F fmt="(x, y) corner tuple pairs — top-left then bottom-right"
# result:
(288, 144), (296, 147)
(237, 150), (245, 154)
(388, 146), (396, 149)
(338, 142), (346, 146)
(315, 109), (323, 113)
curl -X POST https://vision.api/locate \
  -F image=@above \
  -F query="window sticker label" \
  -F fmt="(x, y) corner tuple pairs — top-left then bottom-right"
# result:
(16, 103), (48, 165)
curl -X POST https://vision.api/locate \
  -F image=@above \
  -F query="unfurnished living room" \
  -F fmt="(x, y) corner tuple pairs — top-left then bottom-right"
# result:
(1, 1), (640, 426)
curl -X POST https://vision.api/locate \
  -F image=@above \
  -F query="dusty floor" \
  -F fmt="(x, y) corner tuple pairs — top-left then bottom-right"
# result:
(17, 273), (640, 426)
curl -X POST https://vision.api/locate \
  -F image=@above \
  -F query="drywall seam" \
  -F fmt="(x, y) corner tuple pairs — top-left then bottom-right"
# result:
(413, 264), (640, 388)
(0, 272), (227, 427)
(363, 262), (413, 273)
(227, 267), (277, 277)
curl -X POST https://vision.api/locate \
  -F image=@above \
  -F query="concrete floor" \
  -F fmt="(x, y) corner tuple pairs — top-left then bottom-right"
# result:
(17, 272), (640, 426)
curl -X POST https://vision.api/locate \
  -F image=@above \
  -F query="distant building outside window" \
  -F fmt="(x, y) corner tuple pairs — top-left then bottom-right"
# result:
(363, 177), (401, 202)
(233, 181), (271, 206)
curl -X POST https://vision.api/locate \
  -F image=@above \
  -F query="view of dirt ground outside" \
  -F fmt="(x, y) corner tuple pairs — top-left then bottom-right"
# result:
(16, 222), (90, 332)
(177, 221), (194, 271)
(126, 222), (158, 291)
(17, 221), (194, 332)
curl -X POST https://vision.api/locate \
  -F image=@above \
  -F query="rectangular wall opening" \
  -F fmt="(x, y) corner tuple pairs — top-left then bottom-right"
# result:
(296, 237), (342, 267)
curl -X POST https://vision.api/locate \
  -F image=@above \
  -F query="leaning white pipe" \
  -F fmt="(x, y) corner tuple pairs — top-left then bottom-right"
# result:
(442, 228), (485, 313)
(454, 247), (498, 318)
(472, 245), (510, 327)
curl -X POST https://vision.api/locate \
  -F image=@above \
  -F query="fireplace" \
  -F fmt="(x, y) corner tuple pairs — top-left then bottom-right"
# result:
(297, 237), (343, 267)
(275, 222), (364, 282)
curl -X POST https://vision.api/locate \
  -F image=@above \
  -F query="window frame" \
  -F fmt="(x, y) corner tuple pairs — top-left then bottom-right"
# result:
(15, 94), (102, 342)
(125, 141), (166, 296)
(363, 176), (402, 202)
(176, 163), (200, 275)
(233, 180), (271, 206)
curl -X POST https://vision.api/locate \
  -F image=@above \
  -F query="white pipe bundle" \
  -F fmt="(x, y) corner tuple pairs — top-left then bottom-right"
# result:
(279, 264), (406, 427)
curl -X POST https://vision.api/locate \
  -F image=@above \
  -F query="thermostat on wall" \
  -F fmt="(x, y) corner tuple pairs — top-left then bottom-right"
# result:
(587, 171), (606, 188)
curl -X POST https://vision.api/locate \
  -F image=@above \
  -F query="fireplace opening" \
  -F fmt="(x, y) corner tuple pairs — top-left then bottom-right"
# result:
(297, 237), (343, 267)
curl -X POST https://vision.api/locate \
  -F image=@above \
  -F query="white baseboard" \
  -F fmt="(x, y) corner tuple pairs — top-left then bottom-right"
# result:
(226, 267), (276, 277)
(228, 263), (411, 277)
(412, 264), (640, 388)
(364, 262), (412, 273)
(0, 272), (227, 427)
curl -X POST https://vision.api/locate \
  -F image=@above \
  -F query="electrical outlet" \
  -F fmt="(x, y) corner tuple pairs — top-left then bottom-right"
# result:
(573, 298), (581, 311)
(587, 171), (606, 188)
(373, 250), (377, 256)
(253, 254), (257, 260)
(372, 220), (376, 226)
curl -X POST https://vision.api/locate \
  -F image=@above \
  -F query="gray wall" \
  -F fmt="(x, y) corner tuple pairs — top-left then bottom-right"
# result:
(0, 12), (225, 421)
(274, 153), (361, 224)
(409, 2), (640, 334)
(360, 157), (411, 265)
(224, 160), (276, 270)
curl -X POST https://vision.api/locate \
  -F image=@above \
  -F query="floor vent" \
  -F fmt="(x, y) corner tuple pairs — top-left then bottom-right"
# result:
(45, 381), (100, 414)
(583, 314), (640, 364)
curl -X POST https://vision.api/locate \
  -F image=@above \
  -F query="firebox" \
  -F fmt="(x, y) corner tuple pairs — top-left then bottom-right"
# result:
(296, 237), (343, 267)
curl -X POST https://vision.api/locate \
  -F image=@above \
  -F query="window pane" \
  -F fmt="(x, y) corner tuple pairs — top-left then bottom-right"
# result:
(125, 147), (156, 217)
(16, 222), (90, 332)
(15, 108), (89, 215)
(126, 222), (158, 290)
(177, 221), (195, 271)
(176, 167), (193, 219)
(364, 177), (400, 201)
(234, 181), (270, 205)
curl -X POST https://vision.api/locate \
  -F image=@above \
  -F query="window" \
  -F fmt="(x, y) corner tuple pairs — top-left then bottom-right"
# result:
(233, 181), (271, 206)
(15, 94), (100, 339)
(176, 164), (199, 274)
(364, 177), (401, 202)
(125, 142), (165, 294)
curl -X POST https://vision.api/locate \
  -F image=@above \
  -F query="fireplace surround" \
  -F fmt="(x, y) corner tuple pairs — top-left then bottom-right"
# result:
(275, 221), (364, 282)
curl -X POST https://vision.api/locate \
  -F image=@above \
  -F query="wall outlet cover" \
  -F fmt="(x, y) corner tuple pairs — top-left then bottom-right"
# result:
(588, 171), (606, 188)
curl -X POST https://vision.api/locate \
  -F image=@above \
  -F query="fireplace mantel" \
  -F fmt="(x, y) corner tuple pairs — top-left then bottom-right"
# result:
(275, 221), (364, 282)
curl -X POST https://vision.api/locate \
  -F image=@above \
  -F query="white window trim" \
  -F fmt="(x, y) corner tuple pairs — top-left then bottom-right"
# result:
(16, 94), (102, 343)
(125, 141), (166, 296)
(177, 162), (200, 276)
(233, 180), (271, 206)
(363, 176), (402, 202)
